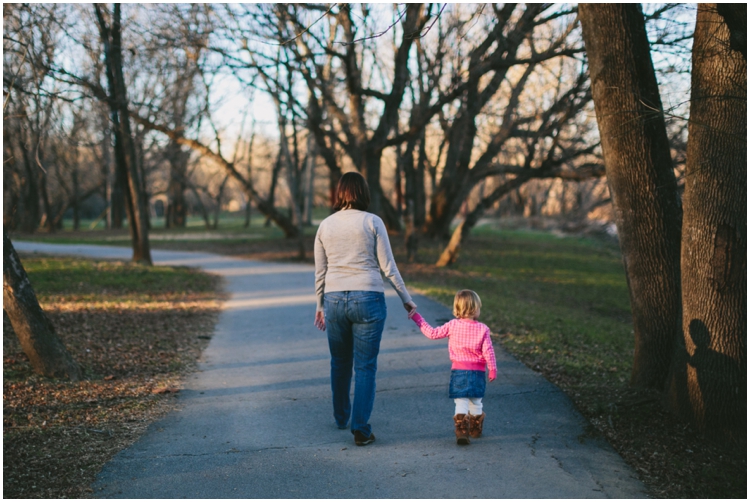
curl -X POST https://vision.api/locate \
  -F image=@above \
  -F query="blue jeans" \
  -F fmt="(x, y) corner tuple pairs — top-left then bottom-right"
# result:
(324, 291), (386, 436)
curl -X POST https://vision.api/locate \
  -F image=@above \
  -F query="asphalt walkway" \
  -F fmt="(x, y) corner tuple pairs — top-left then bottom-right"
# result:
(14, 242), (646, 498)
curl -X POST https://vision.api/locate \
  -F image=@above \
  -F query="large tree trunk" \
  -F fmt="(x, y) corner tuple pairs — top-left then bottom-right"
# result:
(666, 4), (746, 443)
(579, 4), (683, 389)
(3, 231), (82, 380)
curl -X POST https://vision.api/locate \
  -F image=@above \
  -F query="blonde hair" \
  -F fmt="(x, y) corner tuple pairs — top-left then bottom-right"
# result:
(453, 290), (482, 319)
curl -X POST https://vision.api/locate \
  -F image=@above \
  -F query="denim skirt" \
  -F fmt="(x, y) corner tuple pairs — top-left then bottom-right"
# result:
(448, 370), (486, 399)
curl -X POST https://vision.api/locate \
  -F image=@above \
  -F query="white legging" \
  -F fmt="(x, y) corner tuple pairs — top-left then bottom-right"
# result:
(454, 397), (483, 416)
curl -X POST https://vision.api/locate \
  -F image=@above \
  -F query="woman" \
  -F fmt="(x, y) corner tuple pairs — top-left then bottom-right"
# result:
(314, 172), (416, 446)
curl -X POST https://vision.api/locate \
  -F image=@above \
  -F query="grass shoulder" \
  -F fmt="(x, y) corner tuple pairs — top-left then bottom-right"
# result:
(3, 254), (225, 498)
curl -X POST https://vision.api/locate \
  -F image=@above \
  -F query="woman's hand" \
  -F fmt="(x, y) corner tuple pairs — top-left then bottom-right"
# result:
(403, 301), (417, 314)
(314, 311), (326, 331)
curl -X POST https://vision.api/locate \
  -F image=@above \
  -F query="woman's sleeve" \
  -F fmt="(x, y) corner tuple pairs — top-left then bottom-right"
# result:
(372, 217), (413, 304)
(314, 226), (327, 312)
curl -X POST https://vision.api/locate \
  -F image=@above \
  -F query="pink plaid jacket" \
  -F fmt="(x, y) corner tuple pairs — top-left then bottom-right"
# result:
(411, 313), (497, 380)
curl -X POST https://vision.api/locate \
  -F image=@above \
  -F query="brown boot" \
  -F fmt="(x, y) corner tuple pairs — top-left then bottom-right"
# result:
(454, 414), (470, 445)
(468, 412), (485, 438)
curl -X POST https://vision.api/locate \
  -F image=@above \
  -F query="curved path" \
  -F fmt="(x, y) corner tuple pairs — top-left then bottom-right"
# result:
(15, 242), (646, 498)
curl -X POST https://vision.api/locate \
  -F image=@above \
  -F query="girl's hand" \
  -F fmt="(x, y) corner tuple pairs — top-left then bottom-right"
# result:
(403, 301), (417, 314)
(408, 308), (418, 319)
(314, 311), (326, 331)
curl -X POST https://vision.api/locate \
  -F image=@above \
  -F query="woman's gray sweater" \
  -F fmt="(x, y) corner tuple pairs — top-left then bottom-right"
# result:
(314, 209), (413, 311)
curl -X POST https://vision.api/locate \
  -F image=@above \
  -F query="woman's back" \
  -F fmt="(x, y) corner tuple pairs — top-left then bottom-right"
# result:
(314, 209), (411, 309)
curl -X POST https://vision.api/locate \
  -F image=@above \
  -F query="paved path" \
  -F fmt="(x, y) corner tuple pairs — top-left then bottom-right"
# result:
(15, 242), (646, 498)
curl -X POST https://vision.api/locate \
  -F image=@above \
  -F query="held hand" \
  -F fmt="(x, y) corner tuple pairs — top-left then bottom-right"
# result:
(314, 311), (326, 331)
(403, 301), (417, 314)
(408, 308), (418, 319)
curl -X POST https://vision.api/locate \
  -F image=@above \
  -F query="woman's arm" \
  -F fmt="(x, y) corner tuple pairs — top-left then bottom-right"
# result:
(313, 226), (327, 331)
(372, 216), (413, 306)
(314, 226), (328, 313)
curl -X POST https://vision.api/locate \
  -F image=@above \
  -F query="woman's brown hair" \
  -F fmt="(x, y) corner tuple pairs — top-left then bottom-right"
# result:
(334, 172), (371, 211)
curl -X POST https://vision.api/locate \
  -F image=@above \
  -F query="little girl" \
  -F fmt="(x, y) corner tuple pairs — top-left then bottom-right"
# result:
(409, 290), (497, 445)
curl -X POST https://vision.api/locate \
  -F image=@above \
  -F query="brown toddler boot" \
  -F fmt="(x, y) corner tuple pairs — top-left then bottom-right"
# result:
(454, 414), (470, 445)
(468, 412), (485, 438)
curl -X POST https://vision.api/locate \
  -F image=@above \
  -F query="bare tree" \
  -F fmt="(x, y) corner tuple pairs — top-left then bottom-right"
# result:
(94, 3), (152, 263)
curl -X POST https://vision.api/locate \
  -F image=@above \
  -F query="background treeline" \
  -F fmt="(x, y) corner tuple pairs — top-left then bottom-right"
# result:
(3, 3), (690, 263)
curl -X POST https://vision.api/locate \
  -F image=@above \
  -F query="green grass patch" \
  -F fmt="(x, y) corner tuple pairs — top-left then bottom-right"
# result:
(22, 256), (218, 304)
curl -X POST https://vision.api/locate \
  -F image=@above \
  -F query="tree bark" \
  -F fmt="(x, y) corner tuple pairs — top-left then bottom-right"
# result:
(579, 4), (683, 389)
(3, 230), (82, 380)
(666, 4), (746, 443)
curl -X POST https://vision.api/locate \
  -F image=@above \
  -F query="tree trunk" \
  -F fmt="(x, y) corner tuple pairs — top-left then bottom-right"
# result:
(3, 231), (82, 380)
(38, 168), (55, 233)
(16, 120), (41, 233)
(166, 141), (188, 228)
(110, 157), (126, 229)
(666, 4), (746, 443)
(99, 104), (113, 229)
(96, 4), (152, 264)
(303, 132), (315, 226)
(264, 154), (282, 228)
(579, 3), (683, 390)
(244, 198), (251, 228)
(212, 175), (229, 230)
(73, 172), (81, 230)
(363, 146), (401, 230)
(279, 120), (305, 258)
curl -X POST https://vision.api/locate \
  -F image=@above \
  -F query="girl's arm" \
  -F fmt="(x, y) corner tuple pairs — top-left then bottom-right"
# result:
(481, 327), (498, 380)
(410, 313), (451, 340)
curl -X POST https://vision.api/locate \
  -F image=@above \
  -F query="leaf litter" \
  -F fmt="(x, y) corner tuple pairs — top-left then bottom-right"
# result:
(3, 255), (225, 499)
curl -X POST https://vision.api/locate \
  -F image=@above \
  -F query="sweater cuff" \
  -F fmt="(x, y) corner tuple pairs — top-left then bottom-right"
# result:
(410, 313), (424, 324)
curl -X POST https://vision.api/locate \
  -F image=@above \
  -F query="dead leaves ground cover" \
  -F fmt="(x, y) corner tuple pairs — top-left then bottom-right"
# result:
(3, 255), (224, 498)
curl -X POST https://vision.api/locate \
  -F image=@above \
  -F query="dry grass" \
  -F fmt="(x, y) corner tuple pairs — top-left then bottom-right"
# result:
(3, 255), (224, 499)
